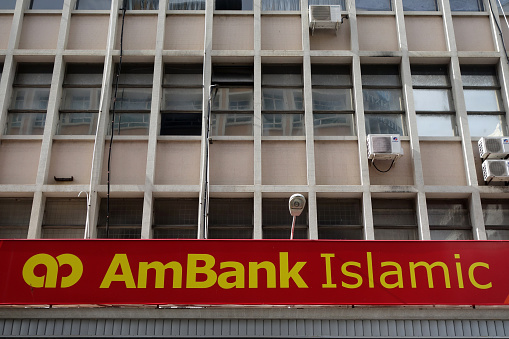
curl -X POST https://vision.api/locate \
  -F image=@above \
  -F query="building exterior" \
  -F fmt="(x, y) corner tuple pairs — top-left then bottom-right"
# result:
(2, 0), (509, 337)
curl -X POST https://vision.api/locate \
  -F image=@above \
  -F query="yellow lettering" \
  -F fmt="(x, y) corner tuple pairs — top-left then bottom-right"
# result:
(367, 252), (374, 288)
(56, 254), (83, 288)
(218, 261), (244, 289)
(321, 253), (336, 288)
(100, 254), (136, 288)
(454, 254), (464, 289)
(468, 262), (492, 289)
(249, 262), (276, 288)
(380, 261), (403, 289)
(138, 261), (182, 288)
(341, 261), (362, 289)
(22, 253), (59, 288)
(409, 261), (450, 288)
(186, 254), (217, 288)
(279, 252), (308, 288)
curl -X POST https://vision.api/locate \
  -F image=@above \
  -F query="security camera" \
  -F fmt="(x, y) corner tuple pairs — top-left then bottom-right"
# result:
(289, 194), (306, 217)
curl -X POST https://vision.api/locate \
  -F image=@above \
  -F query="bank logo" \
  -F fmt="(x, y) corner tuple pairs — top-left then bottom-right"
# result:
(22, 254), (83, 288)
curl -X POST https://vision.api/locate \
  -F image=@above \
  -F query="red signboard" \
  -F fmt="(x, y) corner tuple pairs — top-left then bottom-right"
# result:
(0, 239), (508, 305)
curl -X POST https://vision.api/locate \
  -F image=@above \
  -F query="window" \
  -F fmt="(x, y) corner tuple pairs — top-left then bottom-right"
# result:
(356, 0), (391, 11)
(111, 64), (153, 135)
(262, 65), (304, 136)
(482, 199), (509, 240)
(58, 64), (102, 135)
(215, 0), (253, 10)
(262, 0), (299, 11)
(461, 66), (507, 137)
(169, 0), (205, 10)
(317, 198), (363, 239)
(373, 199), (418, 240)
(161, 64), (203, 136)
(403, 0), (438, 11)
(153, 199), (198, 238)
(263, 198), (308, 239)
(42, 199), (86, 239)
(6, 63), (53, 135)
(211, 66), (254, 136)
(75, 0), (112, 10)
(0, 0), (16, 9)
(427, 199), (473, 240)
(312, 65), (354, 136)
(450, 0), (484, 11)
(362, 65), (406, 135)
(29, 0), (64, 9)
(412, 65), (456, 137)
(97, 198), (143, 239)
(0, 198), (32, 239)
(125, 0), (159, 9)
(208, 198), (253, 239)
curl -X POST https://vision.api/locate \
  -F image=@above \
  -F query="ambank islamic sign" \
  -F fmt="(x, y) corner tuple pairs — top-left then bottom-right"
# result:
(0, 239), (508, 305)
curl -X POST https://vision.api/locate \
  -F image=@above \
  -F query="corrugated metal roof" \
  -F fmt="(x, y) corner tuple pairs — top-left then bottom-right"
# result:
(1, 318), (508, 337)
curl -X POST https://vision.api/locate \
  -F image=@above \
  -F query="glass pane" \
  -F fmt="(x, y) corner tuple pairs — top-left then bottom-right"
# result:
(164, 69), (203, 85)
(263, 227), (308, 239)
(312, 74), (351, 86)
(76, 0), (112, 9)
(467, 114), (508, 137)
(486, 229), (509, 240)
(319, 227), (363, 240)
(375, 228), (418, 240)
(208, 227), (253, 239)
(61, 88), (101, 110)
(64, 73), (103, 86)
(363, 89), (403, 111)
(309, 0), (345, 6)
(413, 89), (452, 111)
(0, 227), (29, 239)
(313, 113), (355, 136)
(42, 227), (85, 239)
(430, 229), (473, 240)
(483, 201), (509, 226)
(117, 72), (153, 86)
(98, 199), (143, 226)
(5, 113), (46, 135)
(154, 199), (199, 226)
(215, 0), (253, 10)
(109, 113), (150, 135)
(449, 0), (483, 11)
(312, 88), (353, 111)
(464, 89), (502, 112)
(153, 227), (198, 239)
(0, 0), (16, 9)
(262, 113), (305, 136)
(163, 88), (203, 110)
(365, 113), (406, 135)
(373, 200), (417, 226)
(262, 88), (303, 111)
(356, 0), (391, 10)
(209, 199), (253, 227)
(262, 0), (299, 10)
(58, 112), (98, 135)
(114, 88), (152, 110)
(97, 227), (142, 239)
(0, 199), (32, 226)
(11, 88), (50, 110)
(211, 113), (253, 136)
(317, 199), (362, 225)
(125, 0), (159, 9)
(213, 88), (254, 111)
(411, 74), (449, 87)
(160, 113), (202, 136)
(416, 114), (456, 137)
(461, 74), (498, 87)
(427, 201), (470, 226)
(30, 0), (64, 9)
(262, 69), (302, 86)
(168, 0), (205, 9)
(497, 0), (509, 11)
(403, 0), (437, 11)
(263, 198), (307, 226)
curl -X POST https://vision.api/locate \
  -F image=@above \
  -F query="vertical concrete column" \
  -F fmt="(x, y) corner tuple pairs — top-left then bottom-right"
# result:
(253, 0), (262, 239)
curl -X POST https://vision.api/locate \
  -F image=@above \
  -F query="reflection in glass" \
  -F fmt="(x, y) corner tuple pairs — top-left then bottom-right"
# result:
(75, 0), (111, 9)
(449, 0), (483, 11)
(168, 0), (205, 9)
(430, 230), (473, 240)
(416, 114), (456, 137)
(113, 88), (152, 110)
(262, 0), (299, 10)
(61, 88), (101, 110)
(362, 89), (403, 111)
(160, 113), (202, 135)
(213, 88), (254, 111)
(375, 228), (417, 240)
(365, 114), (405, 135)
(497, 0), (509, 11)
(403, 0), (437, 10)
(356, 0), (391, 10)
(486, 229), (509, 240)
(309, 0), (345, 6)
(413, 89), (452, 111)
(58, 113), (98, 135)
(464, 89), (502, 112)
(262, 113), (304, 136)
(312, 88), (352, 111)
(0, 0), (16, 9)
(125, 0), (159, 9)
(467, 114), (508, 137)
(163, 88), (203, 110)
(109, 113), (150, 135)
(211, 113), (253, 136)
(262, 88), (303, 111)
(11, 88), (50, 110)
(29, 0), (64, 9)
(313, 114), (355, 136)
(5, 113), (46, 135)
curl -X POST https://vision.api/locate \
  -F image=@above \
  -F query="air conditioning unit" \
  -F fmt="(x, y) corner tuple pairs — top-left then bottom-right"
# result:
(367, 134), (404, 161)
(478, 137), (509, 160)
(309, 5), (343, 35)
(482, 160), (509, 182)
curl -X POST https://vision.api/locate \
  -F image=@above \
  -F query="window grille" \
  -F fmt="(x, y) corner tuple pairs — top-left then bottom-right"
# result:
(0, 198), (32, 239)
(482, 199), (509, 240)
(208, 198), (253, 239)
(427, 199), (473, 240)
(373, 199), (417, 240)
(263, 198), (308, 239)
(41, 198), (86, 239)
(153, 198), (199, 239)
(317, 198), (363, 239)
(97, 198), (143, 239)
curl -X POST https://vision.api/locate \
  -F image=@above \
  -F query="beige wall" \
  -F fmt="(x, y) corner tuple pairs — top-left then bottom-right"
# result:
(155, 141), (201, 185)
(101, 141), (148, 185)
(369, 142), (413, 185)
(213, 15), (254, 50)
(315, 141), (360, 185)
(405, 16), (447, 52)
(19, 15), (60, 49)
(48, 141), (93, 185)
(67, 15), (109, 50)
(262, 141), (307, 185)
(0, 15), (12, 50)
(209, 141), (254, 185)
(421, 141), (466, 186)
(165, 15), (205, 50)
(261, 16), (302, 51)
(453, 16), (494, 52)
(116, 15), (157, 50)
(310, 20), (351, 51)
(357, 16), (398, 51)
(0, 141), (41, 184)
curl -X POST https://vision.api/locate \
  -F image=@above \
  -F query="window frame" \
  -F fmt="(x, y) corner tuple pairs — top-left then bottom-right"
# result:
(427, 199), (473, 240)
(372, 198), (418, 240)
(207, 198), (254, 239)
(317, 198), (363, 239)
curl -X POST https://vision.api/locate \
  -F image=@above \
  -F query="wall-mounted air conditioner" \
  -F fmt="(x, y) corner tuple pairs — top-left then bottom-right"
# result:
(367, 134), (404, 161)
(309, 5), (343, 35)
(478, 137), (509, 160)
(482, 160), (509, 183)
